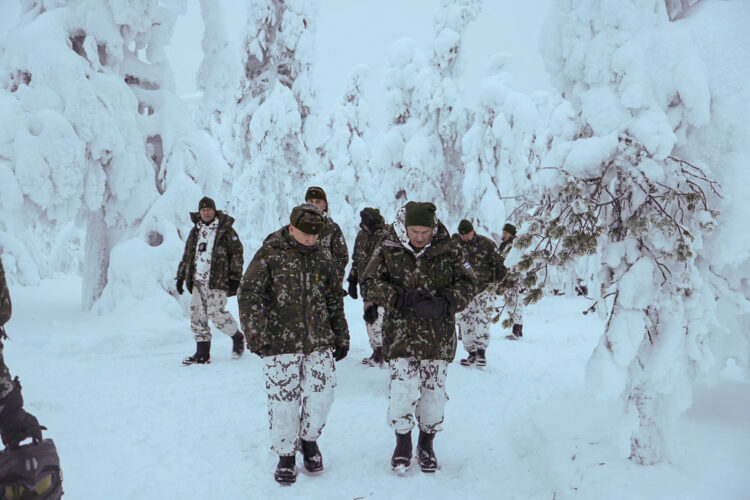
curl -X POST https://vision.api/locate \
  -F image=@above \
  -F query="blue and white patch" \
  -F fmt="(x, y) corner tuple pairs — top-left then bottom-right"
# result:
(232, 236), (238, 241)
(463, 262), (472, 270)
(339, 237), (344, 243)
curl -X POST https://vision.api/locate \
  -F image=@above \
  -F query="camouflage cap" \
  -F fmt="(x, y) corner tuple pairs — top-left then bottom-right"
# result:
(458, 219), (474, 235)
(305, 186), (327, 202)
(198, 196), (216, 210)
(290, 203), (325, 235)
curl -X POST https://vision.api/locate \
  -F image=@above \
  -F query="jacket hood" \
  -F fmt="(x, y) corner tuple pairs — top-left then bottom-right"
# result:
(190, 210), (234, 228)
(265, 226), (319, 254)
(389, 205), (448, 257)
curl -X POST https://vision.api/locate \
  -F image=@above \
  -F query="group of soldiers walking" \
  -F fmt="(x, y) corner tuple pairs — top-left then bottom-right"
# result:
(174, 186), (523, 484)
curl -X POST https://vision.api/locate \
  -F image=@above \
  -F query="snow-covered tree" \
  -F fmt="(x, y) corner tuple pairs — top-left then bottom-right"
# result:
(499, 0), (749, 465)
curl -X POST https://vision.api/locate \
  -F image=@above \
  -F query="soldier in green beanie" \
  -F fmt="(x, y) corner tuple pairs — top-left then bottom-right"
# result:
(451, 219), (504, 367)
(362, 201), (478, 473)
(498, 223), (524, 340)
(305, 187), (349, 291)
(176, 196), (245, 364)
(238, 203), (350, 484)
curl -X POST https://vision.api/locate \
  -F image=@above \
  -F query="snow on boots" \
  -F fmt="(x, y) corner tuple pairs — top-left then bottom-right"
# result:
(416, 430), (438, 473)
(231, 332), (245, 359)
(183, 341), (210, 365)
(274, 455), (297, 484)
(301, 439), (324, 473)
(460, 351), (476, 366)
(391, 431), (412, 472)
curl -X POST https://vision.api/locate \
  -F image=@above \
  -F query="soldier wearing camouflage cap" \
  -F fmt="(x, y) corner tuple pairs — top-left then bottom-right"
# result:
(452, 219), (505, 367)
(238, 203), (350, 485)
(176, 197), (245, 365)
(304, 187), (349, 291)
(0, 256), (45, 450)
(498, 223), (524, 340)
(362, 202), (478, 474)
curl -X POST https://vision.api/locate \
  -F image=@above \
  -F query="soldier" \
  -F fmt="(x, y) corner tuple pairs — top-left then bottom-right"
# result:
(176, 197), (245, 365)
(362, 202), (477, 473)
(304, 186), (348, 290)
(238, 203), (350, 485)
(498, 223), (524, 340)
(347, 208), (389, 366)
(452, 219), (504, 367)
(0, 256), (44, 449)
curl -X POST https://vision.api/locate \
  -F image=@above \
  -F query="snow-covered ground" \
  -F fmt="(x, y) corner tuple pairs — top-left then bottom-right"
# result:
(4, 277), (748, 499)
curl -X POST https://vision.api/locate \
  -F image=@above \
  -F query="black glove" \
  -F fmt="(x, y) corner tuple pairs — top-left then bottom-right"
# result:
(252, 344), (273, 358)
(0, 379), (45, 448)
(226, 279), (240, 297)
(391, 287), (429, 311)
(334, 344), (349, 362)
(347, 276), (358, 300)
(176, 279), (184, 295)
(363, 304), (379, 324)
(413, 292), (457, 319)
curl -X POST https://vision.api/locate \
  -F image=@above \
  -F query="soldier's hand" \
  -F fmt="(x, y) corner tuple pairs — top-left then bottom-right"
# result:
(363, 304), (379, 324)
(226, 279), (240, 297)
(413, 292), (457, 320)
(392, 287), (429, 311)
(252, 344), (273, 358)
(176, 279), (184, 295)
(1, 409), (45, 448)
(347, 278), (358, 300)
(333, 344), (349, 362)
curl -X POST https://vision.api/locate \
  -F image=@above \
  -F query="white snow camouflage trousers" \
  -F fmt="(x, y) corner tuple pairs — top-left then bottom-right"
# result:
(457, 289), (495, 351)
(388, 358), (449, 434)
(190, 280), (240, 342)
(365, 306), (383, 349)
(264, 348), (337, 456)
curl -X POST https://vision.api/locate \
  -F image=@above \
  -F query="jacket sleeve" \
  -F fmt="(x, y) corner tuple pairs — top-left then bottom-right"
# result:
(237, 247), (271, 351)
(361, 245), (398, 308)
(325, 264), (350, 348)
(0, 259), (11, 327)
(348, 231), (365, 282)
(176, 230), (194, 281)
(447, 247), (479, 313)
(330, 224), (349, 285)
(227, 228), (244, 282)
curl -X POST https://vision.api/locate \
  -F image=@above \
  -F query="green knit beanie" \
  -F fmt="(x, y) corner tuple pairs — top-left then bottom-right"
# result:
(305, 186), (327, 202)
(458, 219), (474, 235)
(290, 203), (324, 235)
(404, 202), (436, 227)
(198, 197), (216, 211)
(502, 223), (517, 236)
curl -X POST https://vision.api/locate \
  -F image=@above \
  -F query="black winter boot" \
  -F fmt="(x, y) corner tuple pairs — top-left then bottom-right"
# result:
(391, 431), (412, 472)
(362, 349), (376, 365)
(231, 332), (245, 359)
(182, 341), (210, 365)
(476, 349), (487, 367)
(274, 455), (297, 484)
(416, 430), (438, 473)
(372, 346), (384, 365)
(505, 324), (523, 341)
(460, 351), (476, 366)
(300, 439), (324, 473)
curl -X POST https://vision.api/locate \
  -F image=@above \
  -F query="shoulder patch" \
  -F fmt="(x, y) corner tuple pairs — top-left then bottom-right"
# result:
(464, 262), (472, 270)
(339, 237), (344, 243)
(232, 236), (238, 241)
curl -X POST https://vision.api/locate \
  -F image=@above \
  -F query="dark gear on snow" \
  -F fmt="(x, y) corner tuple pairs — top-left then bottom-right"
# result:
(274, 455), (297, 484)
(502, 223), (517, 236)
(300, 439), (323, 473)
(252, 345), (274, 358)
(0, 379), (44, 449)
(476, 348), (487, 367)
(412, 292), (457, 320)
(182, 341), (210, 365)
(347, 276), (358, 300)
(0, 438), (63, 499)
(304, 186), (327, 203)
(416, 430), (438, 473)
(226, 279), (240, 297)
(457, 219), (474, 235)
(460, 351), (476, 367)
(231, 332), (245, 359)
(363, 304), (379, 324)
(404, 202), (436, 228)
(390, 288), (429, 312)
(176, 279), (184, 295)
(289, 204), (325, 235)
(333, 345), (349, 362)
(362, 346), (383, 366)
(198, 197), (216, 211)
(391, 431), (412, 471)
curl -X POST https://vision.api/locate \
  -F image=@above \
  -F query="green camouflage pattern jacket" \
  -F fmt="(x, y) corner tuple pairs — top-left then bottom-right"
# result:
(362, 208), (478, 362)
(349, 212), (389, 294)
(176, 211), (244, 294)
(318, 216), (348, 288)
(496, 237), (514, 283)
(451, 232), (503, 290)
(238, 227), (350, 356)
(0, 258), (13, 398)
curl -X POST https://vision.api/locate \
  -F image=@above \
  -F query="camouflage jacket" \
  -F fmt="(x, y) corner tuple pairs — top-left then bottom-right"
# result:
(496, 237), (515, 282)
(176, 212), (244, 294)
(238, 227), (350, 356)
(362, 209), (478, 362)
(0, 258), (10, 328)
(451, 233), (503, 289)
(349, 216), (389, 290)
(318, 216), (348, 288)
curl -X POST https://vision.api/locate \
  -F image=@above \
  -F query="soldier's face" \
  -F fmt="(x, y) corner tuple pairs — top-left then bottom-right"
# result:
(502, 231), (513, 242)
(200, 207), (215, 223)
(407, 226), (433, 249)
(308, 198), (327, 213)
(289, 224), (319, 247)
(460, 231), (475, 242)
